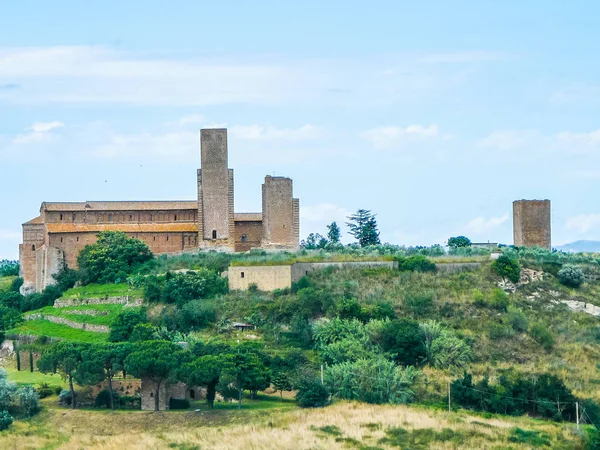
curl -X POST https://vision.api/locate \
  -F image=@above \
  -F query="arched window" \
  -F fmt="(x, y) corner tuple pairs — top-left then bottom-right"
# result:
(108, 214), (113, 222)
(174, 214), (177, 221)
(60, 214), (63, 221)
(72, 213), (76, 222)
(241, 234), (247, 243)
(189, 389), (195, 399)
(31, 244), (35, 251)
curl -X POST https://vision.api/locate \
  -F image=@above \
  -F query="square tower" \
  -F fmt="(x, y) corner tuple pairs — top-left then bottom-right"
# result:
(261, 176), (299, 249)
(513, 199), (551, 249)
(197, 129), (234, 248)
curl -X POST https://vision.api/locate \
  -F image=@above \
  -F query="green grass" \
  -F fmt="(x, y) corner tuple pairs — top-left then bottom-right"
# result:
(8, 319), (109, 343)
(0, 276), (16, 292)
(60, 283), (143, 299)
(29, 304), (126, 326)
(4, 367), (65, 389)
(190, 393), (296, 411)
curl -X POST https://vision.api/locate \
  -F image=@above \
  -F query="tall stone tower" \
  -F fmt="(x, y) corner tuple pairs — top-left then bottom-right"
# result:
(261, 176), (300, 249)
(513, 199), (551, 249)
(197, 129), (235, 250)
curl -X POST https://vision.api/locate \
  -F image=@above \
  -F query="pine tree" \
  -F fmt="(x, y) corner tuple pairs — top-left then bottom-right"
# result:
(346, 209), (381, 247)
(326, 222), (341, 244)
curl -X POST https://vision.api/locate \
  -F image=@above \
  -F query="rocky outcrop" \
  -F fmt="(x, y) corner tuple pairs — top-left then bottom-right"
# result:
(24, 314), (110, 333)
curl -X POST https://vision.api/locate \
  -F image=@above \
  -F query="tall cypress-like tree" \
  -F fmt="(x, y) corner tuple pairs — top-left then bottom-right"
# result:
(326, 222), (341, 244)
(346, 210), (381, 247)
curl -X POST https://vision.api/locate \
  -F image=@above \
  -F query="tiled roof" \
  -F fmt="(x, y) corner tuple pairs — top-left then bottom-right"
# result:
(46, 223), (198, 233)
(23, 216), (43, 225)
(41, 201), (197, 212)
(234, 213), (263, 222)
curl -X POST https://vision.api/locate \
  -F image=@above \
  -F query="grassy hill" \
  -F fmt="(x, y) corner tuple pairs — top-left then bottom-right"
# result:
(0, 276), (16, 292)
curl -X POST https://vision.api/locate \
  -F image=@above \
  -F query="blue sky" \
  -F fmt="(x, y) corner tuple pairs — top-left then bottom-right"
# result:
(1, 1), (600, 259)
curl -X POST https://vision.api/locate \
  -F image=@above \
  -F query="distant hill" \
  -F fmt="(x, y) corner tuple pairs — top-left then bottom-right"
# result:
(556, 240), (600, 253)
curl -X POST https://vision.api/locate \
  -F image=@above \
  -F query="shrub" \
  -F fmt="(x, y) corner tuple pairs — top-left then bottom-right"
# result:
(295, 379), (329, 408)
(421, 321), (472, 369)
(16, 385), (39, 417)
(376, 318), (426, 366)
(489, 288), (510, 311)
(94, 390), (118, 408)
(506, 306), (528, 332)
(404, 292), (435, 318)
(169, 398), (190, 409)
(58, 389), (72, 406)
(180, 300), (217, 330)
(36, 383), (53, 399)
(78, 231), (153, 284)
(145, 270), (228, 305)
(0, 410), (13, 431)
(109, 308), (147, 342)
(530, 323), (554, 350)
(557, 264), (585, 288)
(491, 255), (521, 283)
(397, 256), (437, 273)
(119, 395), (141, 409)
(488, 323), (515, 340)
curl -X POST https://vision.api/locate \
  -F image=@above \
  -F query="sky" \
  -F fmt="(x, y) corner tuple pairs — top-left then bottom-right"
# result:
(1, 1), (600, 259)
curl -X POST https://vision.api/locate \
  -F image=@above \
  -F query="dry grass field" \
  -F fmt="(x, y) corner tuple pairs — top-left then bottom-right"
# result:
(0, 401), (587, 449)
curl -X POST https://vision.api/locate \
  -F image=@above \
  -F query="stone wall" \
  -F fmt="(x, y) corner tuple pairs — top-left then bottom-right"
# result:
(234, 219), (263, 252)
(141, 379), (200, 410)
(53, 296), (143, 308)
(25, 314), (110, 332)
(229, 265), (292, 291)
(35, 245), (65, 293)
(513, 199), (551, 249)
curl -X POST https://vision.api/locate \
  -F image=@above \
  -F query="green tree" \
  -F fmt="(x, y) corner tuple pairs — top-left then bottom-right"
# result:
(346, 209), (381, 247)
(181, 355), (222, 408)
(295, 378), (329, 408)
(219, 352), (269, 408)
(375, 319), (426, 366)
(108, 308), (147, 342)
(38, 342), (103, 409)
(0, 260), (19, 277)
(447, 236), (471, 248)
(557, 264), (585, 288)
(491, 255), (521, 284)
(301, 233), (328, 250)
(326, 222), (341, 244)
(83, 343), (130, 409)
(272, 372), (293, 398)
(77, 231), (153, 284)
(124, 341), (186, 411)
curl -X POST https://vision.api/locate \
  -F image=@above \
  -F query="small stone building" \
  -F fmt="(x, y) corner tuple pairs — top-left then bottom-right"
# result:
(19, 128), (300, 294)
(141, 378), (202, 411)
(513, 199), (551, 249)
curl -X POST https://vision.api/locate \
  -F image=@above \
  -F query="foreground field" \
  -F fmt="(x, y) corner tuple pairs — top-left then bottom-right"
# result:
(0, 401), (587, 449)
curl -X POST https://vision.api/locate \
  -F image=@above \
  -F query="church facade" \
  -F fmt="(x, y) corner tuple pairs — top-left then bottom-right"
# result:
(19, 128), (300, 293)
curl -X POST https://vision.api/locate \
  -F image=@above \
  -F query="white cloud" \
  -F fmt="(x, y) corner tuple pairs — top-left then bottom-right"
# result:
(0, 229), (20, 241)
(300, 203), (349, 223)
(361, 124), (439, 149)
(230, 124), (321, 141)
(565, 214), (600, 234)
(467, 213), (509, 234)
(177, 114), (205, 127)
(476, 130), (539, 151)
(420, 51), (512, 64)
(12, 121), (65, 145)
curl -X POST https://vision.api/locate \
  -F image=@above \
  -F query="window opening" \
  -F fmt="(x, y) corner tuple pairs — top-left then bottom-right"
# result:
(60, 214), (63, 221)
(32, 245), (35, 251)
(212, 230), (217, 239)
(241, 272), (245, 278)
(241, 234), (247, 243)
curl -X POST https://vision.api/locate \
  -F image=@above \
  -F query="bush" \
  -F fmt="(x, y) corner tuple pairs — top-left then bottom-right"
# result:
(489, 289), (510, 312)
(404, 292), (435, 318)
(169, 398), (190, 410)
(506, 306), (528, 332)
(78, 231), (153, 284)
(94, 390), (119, 408)
(58, 389), (73, 406)
(15, 385), (39, 417)
(491, 255), (521, 283)
(180, 300), (217, 330)
(36, 383), (53, 399)
(397, 256), (437, 273)
(295, 379), (329, 408)
(0, 410), (13, 430)
(109, 308), (147, 342)
(144, 270), (228, 305)
(447, 236), (471, 248)
(119, 395), (141, 409)
(557, 264), (585, 288)
(376, 318), (426, 366)
(530, 323), (554, 350)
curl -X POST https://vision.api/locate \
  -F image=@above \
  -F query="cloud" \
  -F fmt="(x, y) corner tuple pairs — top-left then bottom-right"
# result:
(0, 46), (471, 108)
(177, 114), (206, 127)
(420, 51), (512, 64)
(230, 124), (322, 141)
(361, 124), (440, 149)
(300, 203), (350, 223)
(476, 130), (539, 151)
(12, 121), (65, 145)
(467, 213), (509, 234)
(0, 229), (20, 240)
(565, 214), (600, 234)
(551, 83), (600, 106)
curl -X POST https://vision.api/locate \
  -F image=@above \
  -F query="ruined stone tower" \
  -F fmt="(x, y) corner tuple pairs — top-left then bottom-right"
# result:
(261, 176), (300, 249)
(197, 129), (235, 251)
(513, 199), (551, 249)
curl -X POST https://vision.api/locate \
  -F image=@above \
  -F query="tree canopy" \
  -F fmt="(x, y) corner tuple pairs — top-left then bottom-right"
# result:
(346, 209), (380, 247)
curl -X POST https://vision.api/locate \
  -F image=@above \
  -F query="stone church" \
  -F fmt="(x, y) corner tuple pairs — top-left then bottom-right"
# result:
(19, 128), (300, 293)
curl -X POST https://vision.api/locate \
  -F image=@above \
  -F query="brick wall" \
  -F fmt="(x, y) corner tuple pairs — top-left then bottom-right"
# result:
(513, 200), (551, 249)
